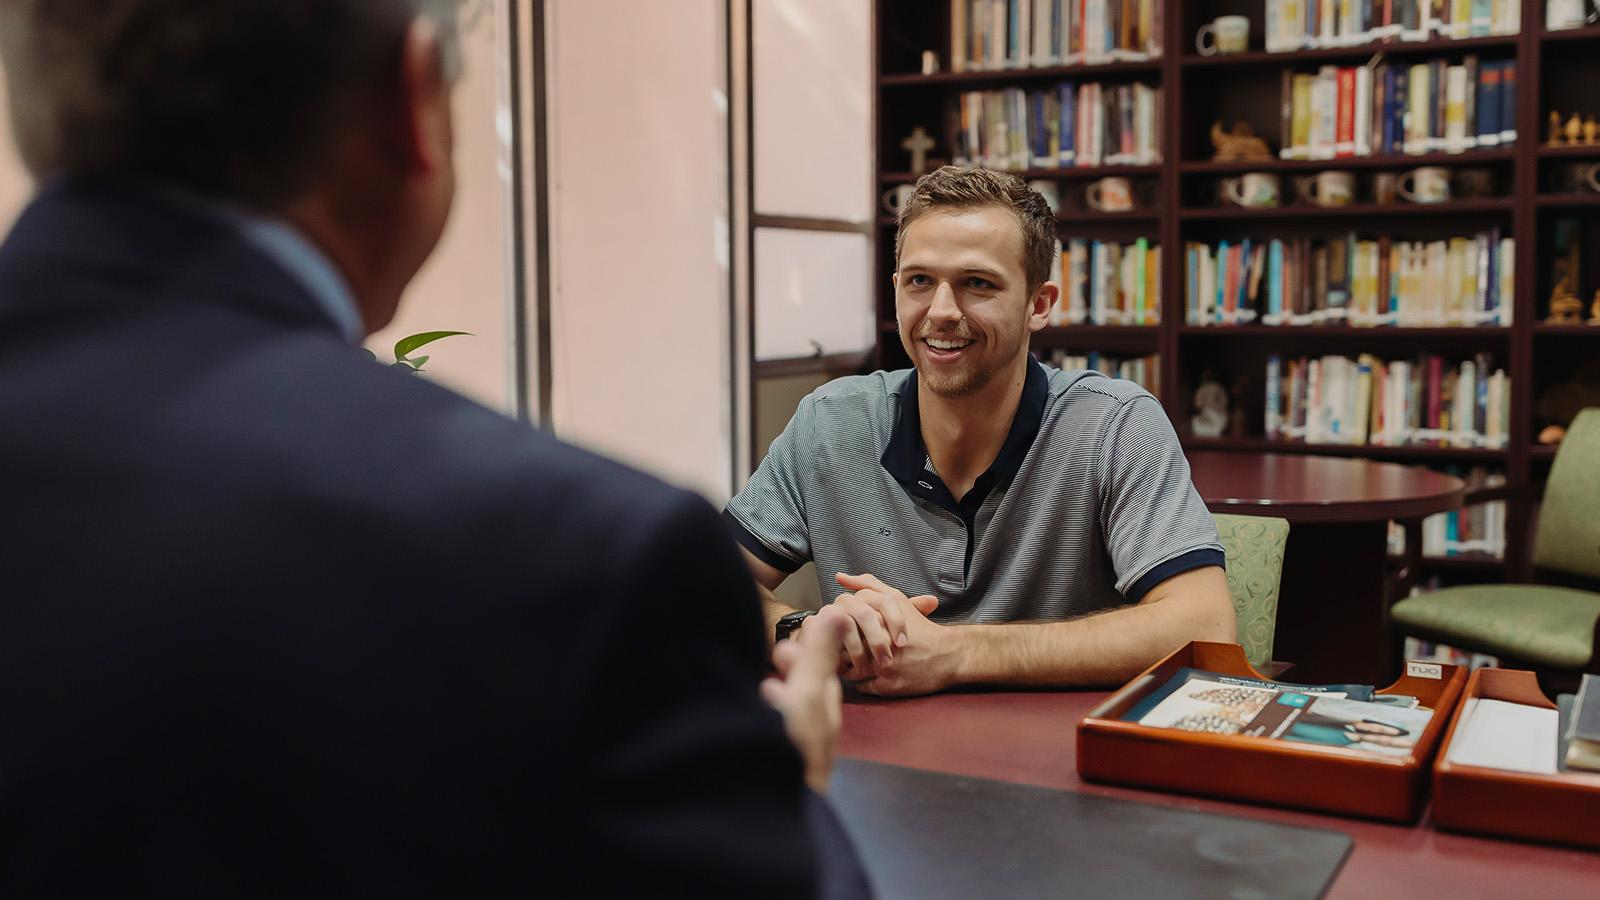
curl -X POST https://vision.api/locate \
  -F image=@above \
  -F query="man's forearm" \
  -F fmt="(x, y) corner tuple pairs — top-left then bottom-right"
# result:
(759, 582), (800, 645)
(949, 570), (1235, 687)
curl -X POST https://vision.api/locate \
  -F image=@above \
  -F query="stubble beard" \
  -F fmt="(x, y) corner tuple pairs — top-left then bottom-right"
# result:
(912, 329), (1025, 399)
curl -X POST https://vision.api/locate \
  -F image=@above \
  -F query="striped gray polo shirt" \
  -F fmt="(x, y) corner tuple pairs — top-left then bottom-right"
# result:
(724, 360), (1223, 623)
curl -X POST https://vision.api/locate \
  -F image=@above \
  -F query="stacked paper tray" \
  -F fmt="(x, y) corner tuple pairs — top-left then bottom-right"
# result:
(1078, 641), (1465, 822)
(1433, 667), (1600, 848)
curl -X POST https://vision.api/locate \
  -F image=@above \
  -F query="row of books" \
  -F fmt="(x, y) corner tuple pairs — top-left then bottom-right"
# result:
(1401, 635), (1499, 670)
(1044, 350), (1159, 395)
(1264, 352), (1511, 448)
(1184, 232), (1513, 327)
(1051, 238), (1161, 326)
(1264, 0), (1522, 53)
(1387, 467), (1509, 558)
(949, 0), (1163, 73)
(1279, 57), (1517, 160)
(951, 82), (1162, 171)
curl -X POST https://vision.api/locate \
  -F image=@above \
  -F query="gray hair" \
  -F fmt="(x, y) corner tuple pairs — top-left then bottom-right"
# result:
(0, 0), (462, 209)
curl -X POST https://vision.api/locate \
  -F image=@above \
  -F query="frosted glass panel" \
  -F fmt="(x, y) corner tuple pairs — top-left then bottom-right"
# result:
(753, 0), (871, 222)
(547, 0), (734, 501)
(755, 228), (873, 361)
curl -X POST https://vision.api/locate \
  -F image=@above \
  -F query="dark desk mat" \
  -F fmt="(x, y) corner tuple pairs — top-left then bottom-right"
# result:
(829, 759), (1352, 900)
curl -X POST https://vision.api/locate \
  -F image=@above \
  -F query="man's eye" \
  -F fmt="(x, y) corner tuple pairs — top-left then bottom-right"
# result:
(967, 277), (994, 290)
(907, 274), (932, 286)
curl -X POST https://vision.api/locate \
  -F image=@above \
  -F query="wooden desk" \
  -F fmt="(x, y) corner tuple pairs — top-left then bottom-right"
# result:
(841, 691), (1600, 899)
(1186, 451), (1465, 684)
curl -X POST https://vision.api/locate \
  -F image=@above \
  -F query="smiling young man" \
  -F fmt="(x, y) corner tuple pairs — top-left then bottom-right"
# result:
(724, 166), (1235, 696)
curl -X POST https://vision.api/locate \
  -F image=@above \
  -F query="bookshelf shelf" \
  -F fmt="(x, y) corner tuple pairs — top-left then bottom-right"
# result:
(882, 165), (1161, 184)
(1178, 35), (1518, 70)
(1183, 437), (1509, 463)
(1179, 326), (1511, 339)
(881, 59), (1162, 88)
(1536, 193), (1600, 208)
(1032, 325), (1159, 352)
(1388, 553), (1506, 572)
(1179, 199), (1513, 220)
(1180, 149), (1515, 175)
(1541, 27), (1600, 44)
(1538, 145), (1600, 159)
(1529, 445), (1559, 460)
(1056, 209), (1160, 223)
(1532, 323), (1600, 335)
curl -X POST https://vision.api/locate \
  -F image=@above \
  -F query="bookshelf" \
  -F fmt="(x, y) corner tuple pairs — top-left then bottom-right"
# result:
(874, 1), (1600, 582)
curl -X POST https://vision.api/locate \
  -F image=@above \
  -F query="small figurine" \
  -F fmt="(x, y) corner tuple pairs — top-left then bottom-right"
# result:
(1566, 112), (1585, 145)
(1587, 116), (1599, 145)
(1591, 288), (1600, 324)
(1550, 110), (1565, 145)
(1209, 120), (1273, 162)
(1191, 370), (1230, 438)
(1539, 424), (1568, 445)
(1549, 280), (1584, 323)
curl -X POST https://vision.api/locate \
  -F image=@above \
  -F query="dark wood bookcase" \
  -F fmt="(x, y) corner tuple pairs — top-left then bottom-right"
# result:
(873, 1), (1600, 584)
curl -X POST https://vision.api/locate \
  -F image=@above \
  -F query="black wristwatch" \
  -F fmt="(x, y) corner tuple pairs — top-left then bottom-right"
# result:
(775, 608), (818, 643)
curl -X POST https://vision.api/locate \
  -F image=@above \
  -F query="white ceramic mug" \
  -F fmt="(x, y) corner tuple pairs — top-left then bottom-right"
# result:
(1588, 162), (1600, 194)
(1295, 170), (1355, 207)
(1397, 166), (1451, 204)
(881, 184), (915, 215)
(1196, 15), (1249, 56)
(1085, 176), (1134, 212)
(1223, 172), (1280, 208)
(1027, 179), (1061, 213)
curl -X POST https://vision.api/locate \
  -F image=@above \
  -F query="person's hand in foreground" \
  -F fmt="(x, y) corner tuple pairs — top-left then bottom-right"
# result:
(762, 605), (850, 793)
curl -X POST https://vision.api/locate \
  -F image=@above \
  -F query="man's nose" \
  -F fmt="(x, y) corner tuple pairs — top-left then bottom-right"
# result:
(928, 282), (961, 323)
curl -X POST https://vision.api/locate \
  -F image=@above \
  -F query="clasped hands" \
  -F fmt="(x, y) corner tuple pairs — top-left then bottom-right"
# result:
(798, 571), (956, 697)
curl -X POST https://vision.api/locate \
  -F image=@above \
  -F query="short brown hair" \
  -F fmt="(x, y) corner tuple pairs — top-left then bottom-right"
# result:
(0, 0), (461, 210)
(893, 166), (1057, 293)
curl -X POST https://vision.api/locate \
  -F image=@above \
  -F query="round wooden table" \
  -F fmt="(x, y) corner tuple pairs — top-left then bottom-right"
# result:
(1185, 451), (1466, 685)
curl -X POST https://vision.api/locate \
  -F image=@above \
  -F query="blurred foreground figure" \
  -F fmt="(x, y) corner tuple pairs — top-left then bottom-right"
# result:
(0, 1), (863, 896)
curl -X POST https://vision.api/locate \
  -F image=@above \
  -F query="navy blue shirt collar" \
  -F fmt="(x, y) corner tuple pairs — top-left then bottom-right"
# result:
(881, 358), (1049, 517)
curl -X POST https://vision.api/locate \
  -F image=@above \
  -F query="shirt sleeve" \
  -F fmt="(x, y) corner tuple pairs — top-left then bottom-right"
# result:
(722, 392), (816, 574)
(1095, 395), (1224, 601)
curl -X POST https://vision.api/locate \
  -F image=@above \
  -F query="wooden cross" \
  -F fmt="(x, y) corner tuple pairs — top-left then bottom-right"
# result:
(901, 127), (935, 175)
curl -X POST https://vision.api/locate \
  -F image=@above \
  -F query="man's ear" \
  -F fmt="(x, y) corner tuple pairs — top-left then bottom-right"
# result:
(392, 17), (453, 174)
(1029, 281), (1058, 332)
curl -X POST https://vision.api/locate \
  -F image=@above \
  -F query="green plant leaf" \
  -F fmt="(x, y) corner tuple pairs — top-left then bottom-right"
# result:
(393, 331), (471, 360)
(408, 356), (429, 370)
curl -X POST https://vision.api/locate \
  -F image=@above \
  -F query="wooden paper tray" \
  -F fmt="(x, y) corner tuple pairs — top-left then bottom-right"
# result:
(1433, 667), (1600, 848)
(1078, 641), (1465, 822)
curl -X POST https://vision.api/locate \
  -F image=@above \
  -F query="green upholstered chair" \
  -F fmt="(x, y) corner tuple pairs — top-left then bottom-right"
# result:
(1213, 513), (1291, 670)
(1391, 408), (1600, 683)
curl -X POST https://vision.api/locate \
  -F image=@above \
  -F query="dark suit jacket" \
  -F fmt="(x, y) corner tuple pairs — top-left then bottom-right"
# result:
(0, 180), (862, 897)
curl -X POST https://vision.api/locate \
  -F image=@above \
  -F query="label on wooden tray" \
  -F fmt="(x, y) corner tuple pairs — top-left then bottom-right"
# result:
(1406, 661), (1444, 680)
